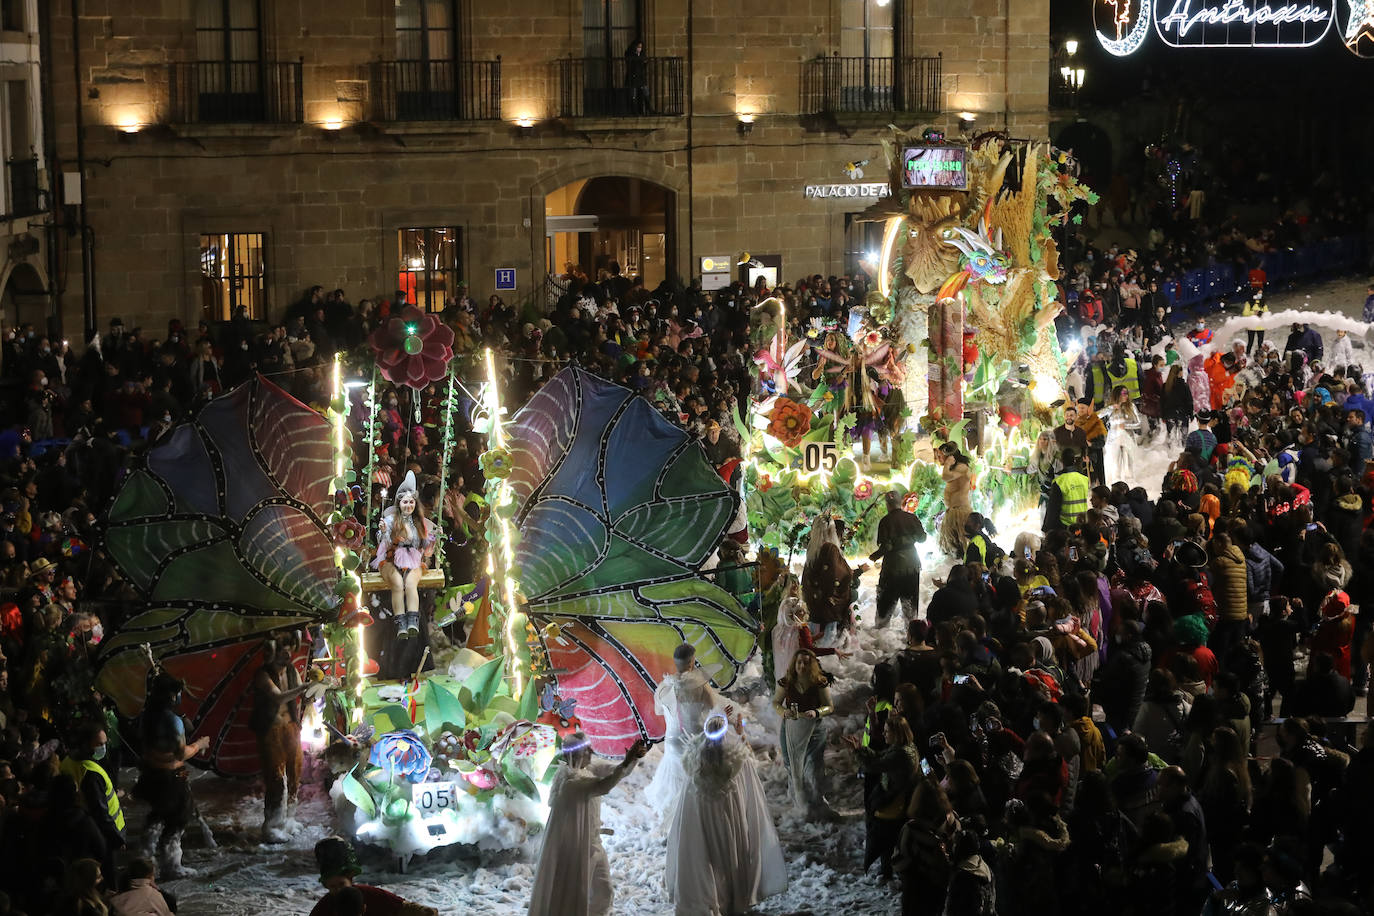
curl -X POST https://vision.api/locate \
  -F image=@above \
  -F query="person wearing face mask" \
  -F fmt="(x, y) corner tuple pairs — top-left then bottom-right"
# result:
(25, 369), (55, 440)
(372, 471), (437, 638)
(134, 671), (213, 878)
(60, 720), (126, 876)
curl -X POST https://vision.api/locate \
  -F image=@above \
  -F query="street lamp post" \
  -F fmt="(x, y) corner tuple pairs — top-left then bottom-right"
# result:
(1056, 39), (1085, 107)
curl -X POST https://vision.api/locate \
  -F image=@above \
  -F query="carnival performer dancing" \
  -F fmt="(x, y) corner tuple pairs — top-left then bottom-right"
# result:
(372, 470), (437, 639)
(134, 671), (211, 878)
(870, 490), (927, 627)
(665, 711), (788, 914)
(772, 648), (835, 819)
(647, 643), (720, 822)
(1101, 385), (1142, 485)
(528, 734), (650, 916)
(938, 443), (974, 558)
(251, 632), (310, 843)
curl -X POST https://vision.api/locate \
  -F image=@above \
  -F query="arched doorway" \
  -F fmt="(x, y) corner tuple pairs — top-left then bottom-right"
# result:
(545, 176), (675, 290)
(1054, 121), (1114, 190)
(0, 261), (48, 330)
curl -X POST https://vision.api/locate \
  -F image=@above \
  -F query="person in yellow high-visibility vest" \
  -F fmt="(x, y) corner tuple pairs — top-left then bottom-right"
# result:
(60, 721), (126, 877)
(1043, 449), (1092, 533)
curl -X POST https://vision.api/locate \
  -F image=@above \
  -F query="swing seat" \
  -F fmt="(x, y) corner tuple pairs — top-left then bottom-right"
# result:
(359, 568), (447, 596)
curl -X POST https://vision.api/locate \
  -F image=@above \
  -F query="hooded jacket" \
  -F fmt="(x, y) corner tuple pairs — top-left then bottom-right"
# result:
(943, 854), (995, 916)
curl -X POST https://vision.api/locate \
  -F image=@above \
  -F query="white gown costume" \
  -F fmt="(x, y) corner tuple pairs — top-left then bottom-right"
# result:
(1101, 402), (1141, 485)
(527, 754), (640, 916)
(647, 668), (720, 820)
(665, 725), (788, 915)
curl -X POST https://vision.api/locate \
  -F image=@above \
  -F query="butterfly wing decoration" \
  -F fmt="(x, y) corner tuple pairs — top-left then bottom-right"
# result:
(508, 368), (759, 756)
(98, 376), (337, 776)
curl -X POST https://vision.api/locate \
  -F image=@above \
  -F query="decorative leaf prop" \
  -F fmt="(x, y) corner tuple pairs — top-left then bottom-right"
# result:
(372, 704), (414, 735)
(506, 368), (758, 756)
(98, 377), (336, 776)
(463, 656), (507, 714)
(339, 771), (377, 819)
(422, 680), (466, 735)
(502, 750), (539, 800)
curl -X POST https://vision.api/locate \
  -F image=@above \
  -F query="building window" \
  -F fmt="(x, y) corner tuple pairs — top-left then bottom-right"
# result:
(0, 0), (23, 32)
(840, 0), (894, 60)
(200, 232), (266, 321)
(398, 228), (462, 312)
(394, 1), (461, 119)
(194, 0), (263, 120)
(583, 0), (641, 59)
(196, 0), (260, 64)
(396, 0), (457, 63)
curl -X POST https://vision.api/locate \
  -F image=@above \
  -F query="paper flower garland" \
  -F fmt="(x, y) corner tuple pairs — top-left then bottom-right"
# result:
(369, 306), (455, 390)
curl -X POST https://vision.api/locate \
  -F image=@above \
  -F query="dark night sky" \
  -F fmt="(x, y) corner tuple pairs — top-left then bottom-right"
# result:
(1049, 0), (1374, 107)
(1047, 0), (1374, 179)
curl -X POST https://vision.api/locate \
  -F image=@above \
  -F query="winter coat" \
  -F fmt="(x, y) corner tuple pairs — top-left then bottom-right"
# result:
(1209, 543), (1249, 623)
(1311, 611), (1355, 679)
(943, 855), (995, 916)
(1162, 379), (1194, 422)
(1123, 837), (1190, 916)
(111, 878), (174, 916)
(1006, 817), (1071, 914)
(1068, 715), (1106, 773)
(1330, 333), (1356, 369)
(1140, 367), (1164, 418)
(1326, 493), (1364, 560)
(1132, 694), (1190, 765)
(1092, 638), (1152, 732)
(1243, 543), (1284, 609)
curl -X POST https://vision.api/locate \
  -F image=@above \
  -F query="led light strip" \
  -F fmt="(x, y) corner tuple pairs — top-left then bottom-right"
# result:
(485, 348), (526, 697)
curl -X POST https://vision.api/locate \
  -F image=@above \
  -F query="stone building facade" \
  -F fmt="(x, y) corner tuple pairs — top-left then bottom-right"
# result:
(0, 0), (52, 339)
(44, 0), (1050, 337)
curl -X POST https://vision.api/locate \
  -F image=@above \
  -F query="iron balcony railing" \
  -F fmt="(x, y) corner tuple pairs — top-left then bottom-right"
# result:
(168, 60), (304, 125)
(553, 56), (684, 118)
(370, 58), (502, 121)
(802, 54), (942, 115)
(5, 158), (40, 218)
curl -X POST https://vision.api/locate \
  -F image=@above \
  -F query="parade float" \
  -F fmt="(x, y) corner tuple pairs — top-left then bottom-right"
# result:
(746, 127), (1097, 561)
(95, 308), (759, 862)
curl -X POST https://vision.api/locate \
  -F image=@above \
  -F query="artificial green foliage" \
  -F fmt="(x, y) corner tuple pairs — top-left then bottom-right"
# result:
(422, 680), (466, 735)
(339, 771), (377, 819)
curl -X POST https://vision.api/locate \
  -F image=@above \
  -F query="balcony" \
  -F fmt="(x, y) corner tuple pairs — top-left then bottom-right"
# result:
(801, 54), (942, 117)
(167, 60), (304, 125)
(553, 57), (684, 119)
(5, 158), (40, 218)
(370, 59), (501, 122)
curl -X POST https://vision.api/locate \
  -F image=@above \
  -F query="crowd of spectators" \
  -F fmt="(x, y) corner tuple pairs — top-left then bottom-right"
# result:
(1, 201), (1373, 913)
(1059, 140), (1369, 349)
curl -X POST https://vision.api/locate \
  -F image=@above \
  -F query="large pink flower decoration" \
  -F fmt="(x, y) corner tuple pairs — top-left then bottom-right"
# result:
(369, 306), (454, 389)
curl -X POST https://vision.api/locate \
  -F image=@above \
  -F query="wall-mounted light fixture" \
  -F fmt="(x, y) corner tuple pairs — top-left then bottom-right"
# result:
(958, 111), (977, 132)
(737, 112), (755, 136)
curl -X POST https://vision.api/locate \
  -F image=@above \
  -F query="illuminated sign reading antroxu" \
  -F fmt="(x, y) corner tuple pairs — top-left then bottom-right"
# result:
(1094, 0), (1348, 53)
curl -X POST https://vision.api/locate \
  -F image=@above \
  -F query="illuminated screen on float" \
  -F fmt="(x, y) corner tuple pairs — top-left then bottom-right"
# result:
(901, 145), (968, 191)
